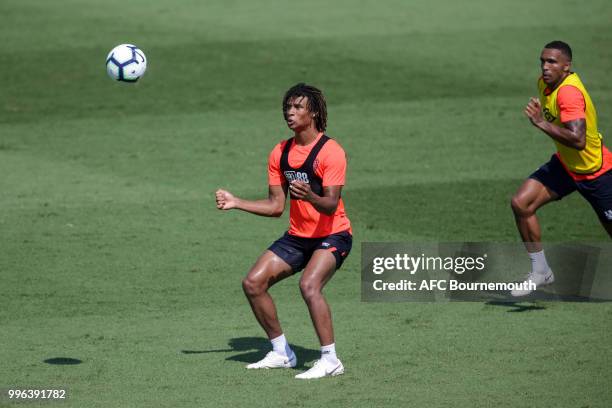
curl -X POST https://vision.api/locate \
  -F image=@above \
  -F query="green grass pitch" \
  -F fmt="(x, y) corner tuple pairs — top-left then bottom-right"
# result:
(1, 0), (611, 406)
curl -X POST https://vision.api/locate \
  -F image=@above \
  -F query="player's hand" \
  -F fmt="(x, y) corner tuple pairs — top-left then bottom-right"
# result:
(215, 189), (237, 210)
(524, 97), (544, 127)
(289, 181), (314, 202)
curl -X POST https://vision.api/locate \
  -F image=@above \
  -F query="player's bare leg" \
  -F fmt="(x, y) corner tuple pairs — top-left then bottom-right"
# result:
(510, 178), (558, 296)
(242, 250), (296, 369)
(511, 178), (559, 252)
(299, 250), (337, 345)
(242, 250), (293, 338)
(295, 249), (344, 379)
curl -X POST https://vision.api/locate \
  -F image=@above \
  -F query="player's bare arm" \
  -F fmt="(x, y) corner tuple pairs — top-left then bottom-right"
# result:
(524, 97), (586, 150)
(216, 185), (287, 217)
(289, 181), (341, 216)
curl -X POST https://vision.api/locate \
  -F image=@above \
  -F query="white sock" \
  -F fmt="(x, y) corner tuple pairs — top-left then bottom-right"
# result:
(320, 343), (338, 365)
(529, 250), (550, 275)
(270, 334), (292, 357)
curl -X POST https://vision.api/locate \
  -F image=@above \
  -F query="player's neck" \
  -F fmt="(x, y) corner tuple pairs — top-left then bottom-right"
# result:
(293, 127), (320, 146)
(549, 72), (571, 91)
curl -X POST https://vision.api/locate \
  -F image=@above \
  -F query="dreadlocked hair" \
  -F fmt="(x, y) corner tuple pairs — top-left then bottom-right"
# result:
(282, 83), (327, 132)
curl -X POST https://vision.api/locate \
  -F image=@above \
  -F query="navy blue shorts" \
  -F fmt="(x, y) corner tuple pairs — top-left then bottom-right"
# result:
(268, 231), (353, 273)
(530, 154), (612, 222)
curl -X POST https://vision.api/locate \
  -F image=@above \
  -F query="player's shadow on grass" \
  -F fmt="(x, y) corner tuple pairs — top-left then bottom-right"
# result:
(486, 301), (547, 312)
(485, 291), (612, 310)
(181, 337), (319, 369)
(43, 357), (82, 365)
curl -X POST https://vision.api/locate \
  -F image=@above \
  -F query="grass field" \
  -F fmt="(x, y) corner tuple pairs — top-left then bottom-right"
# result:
(1, 0), (612, 407)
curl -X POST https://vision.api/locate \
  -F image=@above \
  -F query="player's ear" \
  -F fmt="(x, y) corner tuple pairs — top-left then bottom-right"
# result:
(564, 60), (571, 72)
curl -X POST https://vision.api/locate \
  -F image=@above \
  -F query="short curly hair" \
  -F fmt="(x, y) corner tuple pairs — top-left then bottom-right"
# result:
(544, 40), (572, 61)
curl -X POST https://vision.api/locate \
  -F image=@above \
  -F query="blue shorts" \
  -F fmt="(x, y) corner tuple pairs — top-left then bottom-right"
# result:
(268, 231), (353, 273)
(529, 154), (612, 222)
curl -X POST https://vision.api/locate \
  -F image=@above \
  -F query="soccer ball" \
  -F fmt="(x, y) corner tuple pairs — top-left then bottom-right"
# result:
(105, 44), (147, 82)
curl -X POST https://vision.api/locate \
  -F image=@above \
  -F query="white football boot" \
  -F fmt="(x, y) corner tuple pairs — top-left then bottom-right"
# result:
(246, 351), (297, 369)
(511, 269), (555, 297)
(295, 359), (344, 379)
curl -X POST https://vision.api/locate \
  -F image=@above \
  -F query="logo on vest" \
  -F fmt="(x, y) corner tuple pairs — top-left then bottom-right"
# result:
(543, 107), (556, 122)
(284, 171), (309, 184)
(604, 209), (612, 221)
